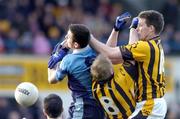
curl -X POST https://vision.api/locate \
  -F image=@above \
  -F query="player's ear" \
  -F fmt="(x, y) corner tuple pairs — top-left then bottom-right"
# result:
(73, 42), (80, 49)
(150, 25), (155, 33)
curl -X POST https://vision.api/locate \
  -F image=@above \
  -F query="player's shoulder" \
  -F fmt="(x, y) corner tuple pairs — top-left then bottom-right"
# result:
(85, 45), (96, 54)
(136, 40), (149, 45)
(125, 40), (148, 48)
(132, 40), (150, 49)
(61, 54), (73, 64)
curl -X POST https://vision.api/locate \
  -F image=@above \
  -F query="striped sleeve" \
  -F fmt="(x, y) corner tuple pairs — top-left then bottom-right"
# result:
(120, 41), (149, 62)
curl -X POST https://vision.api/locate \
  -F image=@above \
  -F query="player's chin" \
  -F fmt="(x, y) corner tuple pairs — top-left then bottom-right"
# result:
(67, 44), (72, 49)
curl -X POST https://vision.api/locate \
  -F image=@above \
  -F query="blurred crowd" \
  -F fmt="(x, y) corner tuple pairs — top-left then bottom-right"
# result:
(1, 0), (180, 118)
(0, 97), (45, 119)
(0, 0), (179, 55)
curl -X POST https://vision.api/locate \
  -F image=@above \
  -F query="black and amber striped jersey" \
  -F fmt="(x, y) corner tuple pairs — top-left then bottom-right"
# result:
(120, 36), (166, 102)
(92, 62), (138, 119)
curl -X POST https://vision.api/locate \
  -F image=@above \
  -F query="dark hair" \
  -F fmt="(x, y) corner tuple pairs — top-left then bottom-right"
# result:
(44, 94), (63, 118)
(138, 10), (164, 35)
(69, 24), (90, 48)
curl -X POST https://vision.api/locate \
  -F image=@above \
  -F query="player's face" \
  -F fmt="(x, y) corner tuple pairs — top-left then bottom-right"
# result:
(65, 30), (74, 49)
(136, 18), (153, 40)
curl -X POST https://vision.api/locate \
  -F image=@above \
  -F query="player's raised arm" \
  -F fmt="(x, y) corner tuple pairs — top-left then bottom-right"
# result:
(90, 35), (123, 63)
(106, 29), (119, 47)
(129, 17), (139, 44)
(106, 12), (131, 47)
(47, 41), (69, 84)
(89, 12), (132, 64)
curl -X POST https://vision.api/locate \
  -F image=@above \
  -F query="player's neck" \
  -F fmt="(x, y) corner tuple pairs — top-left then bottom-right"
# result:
(146, 33), (158, 41)
(72, 45), (89, 54)
(47, 116), (62, 119)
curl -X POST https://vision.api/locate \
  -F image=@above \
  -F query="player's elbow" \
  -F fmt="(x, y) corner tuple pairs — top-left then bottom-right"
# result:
(105, 47), (123, 62)
(48, 68), (58, 84)
(48, 77), (58, 84)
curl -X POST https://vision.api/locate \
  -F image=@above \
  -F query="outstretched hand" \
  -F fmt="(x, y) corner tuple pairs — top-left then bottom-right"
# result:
(114, 12), (131, 31)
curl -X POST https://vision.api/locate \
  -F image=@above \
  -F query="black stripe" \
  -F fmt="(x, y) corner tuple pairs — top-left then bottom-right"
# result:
(140, 62), (147, 101)
(100, 85), (106, 96)
(157, 42), (161, 82)
(108, 81), (118, 119)
(93, 83), (108, 117)
(147, 41), (157, 98)
(135, 64), (140, 101)
(93, 82), (98, 99)
(93, 83), (102, 105)
(135, 81), (139, 102)
(99, 84), (112, 118)
(151, 36), (160, 41)
(157, 42), (161, 97)
(154, 39), (159, 43)
(123, 61), (139, 82)
(113, 79), (135, 113)
(108, 80), (128, 119)
(163, 87), (165, 96)
(119, 46), (134, 61)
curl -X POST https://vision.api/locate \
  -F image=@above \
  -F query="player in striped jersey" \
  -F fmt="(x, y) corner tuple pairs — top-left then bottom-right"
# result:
(90, 10), (167, 118)
(91, 54), (138, 119)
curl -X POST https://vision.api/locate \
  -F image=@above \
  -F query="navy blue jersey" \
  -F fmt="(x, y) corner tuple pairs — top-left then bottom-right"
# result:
(56, 46), (96, 99)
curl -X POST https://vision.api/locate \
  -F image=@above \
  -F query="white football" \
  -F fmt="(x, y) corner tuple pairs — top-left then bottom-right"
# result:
(14, 82), (39, 107)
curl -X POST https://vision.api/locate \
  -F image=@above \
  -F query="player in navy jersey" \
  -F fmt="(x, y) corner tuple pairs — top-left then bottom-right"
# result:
(48, 24), (104, 119)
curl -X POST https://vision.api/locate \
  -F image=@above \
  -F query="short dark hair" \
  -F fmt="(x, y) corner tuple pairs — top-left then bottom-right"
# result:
(138, 10), (164, 35)
(44, 94), (63, 118)
(69, 24), (90, 48)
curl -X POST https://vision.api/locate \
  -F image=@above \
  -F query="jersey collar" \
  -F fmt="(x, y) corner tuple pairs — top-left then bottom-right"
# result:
(98, 73), (114, 86)
(149, 35), (160, 41)
(72, 45), (89, 54)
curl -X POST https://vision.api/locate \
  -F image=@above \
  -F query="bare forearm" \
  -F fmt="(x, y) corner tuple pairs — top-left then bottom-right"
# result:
(90, 36), (115, 57)
(106, 29), (119, 47)
(129, 28), (139, 44)
(90, 35), (123, 63)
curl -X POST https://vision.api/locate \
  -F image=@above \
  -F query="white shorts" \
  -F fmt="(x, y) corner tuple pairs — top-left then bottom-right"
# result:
(128, 97), (167, 119)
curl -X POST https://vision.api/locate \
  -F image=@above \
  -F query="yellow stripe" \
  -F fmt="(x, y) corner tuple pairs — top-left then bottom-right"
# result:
(151, 41), (158, 98)
(137, 66), (144, 102)
(146, 42), (151, 100)
(96, 84), (103, 102)
(152, 41), (165, 98)
(111, 78), (129, 117)
(108, 76), (122, 118)
(122, 69), (136, 107)
(104, 83), (116, 119)
(114, 75), (135, 116)
(92, 81), (96, 98)
(141, 100), (154, 116)
(153, 40), (161, 98)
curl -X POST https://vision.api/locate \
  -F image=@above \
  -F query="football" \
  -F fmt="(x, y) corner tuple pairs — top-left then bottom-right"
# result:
(14, 82), (39, 107)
